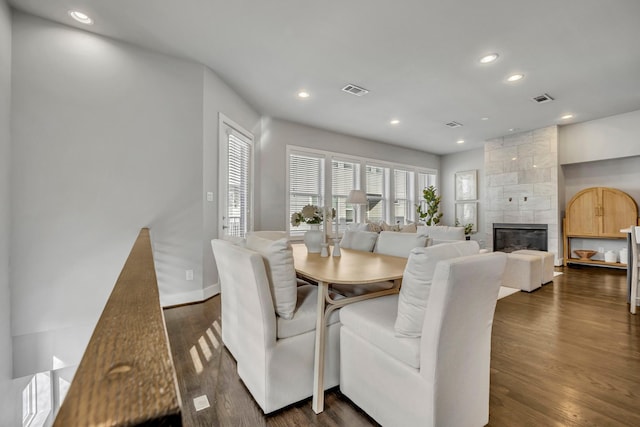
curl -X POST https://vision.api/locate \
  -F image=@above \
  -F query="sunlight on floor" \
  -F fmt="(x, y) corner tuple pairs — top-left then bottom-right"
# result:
(189, 346), (204, 375)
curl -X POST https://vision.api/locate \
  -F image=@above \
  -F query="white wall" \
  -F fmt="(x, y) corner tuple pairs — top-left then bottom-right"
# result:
(257, 118), (440, 230)
(0, 1), (17, 424)
(563, 155), (640, 212)
(202, 68), (260, 295)
(559, 109), (640, 165)
(440, 148), (486, 246)
(10, 12), (207, 376)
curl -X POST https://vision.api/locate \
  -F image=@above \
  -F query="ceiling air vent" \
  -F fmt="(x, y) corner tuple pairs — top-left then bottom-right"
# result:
(532, 93), (554, 103)
(342, 84), (369, 96)
(445, 121), (463, 128)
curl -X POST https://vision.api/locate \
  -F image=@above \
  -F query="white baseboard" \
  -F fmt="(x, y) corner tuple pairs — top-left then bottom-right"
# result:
(160, 283), (220, 308)
(204, 283), (220, 299)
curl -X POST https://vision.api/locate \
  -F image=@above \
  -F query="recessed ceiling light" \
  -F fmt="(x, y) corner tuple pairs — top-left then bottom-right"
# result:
(297, 91), (310, 98)
(68, 10), (93, 24)
(481, 117), (489, 121)
(480, 53), (499, 64)
(508, 128), (519, 132)
(512, 157), (517, 161)
(456, 140), (465, 144)
(561, 114), (574, 120)
(506, 73), (524, 82)
(390, 119), (400, 125)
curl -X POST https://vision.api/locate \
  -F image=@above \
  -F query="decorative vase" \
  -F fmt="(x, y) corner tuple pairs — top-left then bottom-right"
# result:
(620, 248), (628, 265)
(304, 224), (323, 253)
(604, 250), (617, 263)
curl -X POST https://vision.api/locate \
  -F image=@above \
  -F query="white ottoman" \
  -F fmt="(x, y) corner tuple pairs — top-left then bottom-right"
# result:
(503, 253), (542, 292)
(513, 249), (555, 284)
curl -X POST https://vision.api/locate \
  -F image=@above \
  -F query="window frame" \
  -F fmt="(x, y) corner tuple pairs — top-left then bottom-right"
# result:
(286, 145), (437, 238)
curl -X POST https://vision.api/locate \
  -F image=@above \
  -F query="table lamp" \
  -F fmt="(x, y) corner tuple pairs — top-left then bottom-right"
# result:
(347, 189), (367, 224)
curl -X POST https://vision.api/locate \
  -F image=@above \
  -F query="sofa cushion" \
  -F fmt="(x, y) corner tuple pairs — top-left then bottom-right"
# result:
(277, 284), (341, 338)
(340, 230), (378, 252)
(374, 231), (429, 258)
(246, 235), (297, 319)
(417, 225), (465, 241)
(395, 241), (480, 337)
(400, 223), (417, 233)
(340, 294), (420, 368)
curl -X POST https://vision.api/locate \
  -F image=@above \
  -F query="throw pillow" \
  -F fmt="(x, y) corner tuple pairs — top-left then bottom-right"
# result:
(400, 223), (417, 233)
(366, 220), (383, 233)
(245, 235), (297, 319)
(394, 241), (480, 337)
(381, 221), (401, 232)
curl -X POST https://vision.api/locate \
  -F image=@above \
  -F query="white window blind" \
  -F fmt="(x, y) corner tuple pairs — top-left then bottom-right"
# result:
(286, 146), (437, 233)
(394, 168), (415, 224)
(418, 171), (437, 190)
(366, 164), (389, 222)
(289, 152), (324, 234)
(332, 159), (360, 231)
(226, 133), (251, 237)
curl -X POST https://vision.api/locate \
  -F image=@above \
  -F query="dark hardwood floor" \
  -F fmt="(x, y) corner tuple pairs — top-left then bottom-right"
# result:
(164, 265), (640, 426)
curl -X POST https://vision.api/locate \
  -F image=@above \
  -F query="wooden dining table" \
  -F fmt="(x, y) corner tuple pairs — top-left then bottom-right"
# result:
(291, 243), (408, 414)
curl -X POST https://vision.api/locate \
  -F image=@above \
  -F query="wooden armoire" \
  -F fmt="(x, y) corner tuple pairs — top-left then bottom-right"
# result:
(563, 187), (639, 266)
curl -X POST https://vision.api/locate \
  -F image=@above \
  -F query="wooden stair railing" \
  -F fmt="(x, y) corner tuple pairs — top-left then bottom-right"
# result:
(53, 228), (182, 426)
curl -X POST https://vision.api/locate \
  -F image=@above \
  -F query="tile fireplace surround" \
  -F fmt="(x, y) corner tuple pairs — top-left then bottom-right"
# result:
(484, 126), (561, 265)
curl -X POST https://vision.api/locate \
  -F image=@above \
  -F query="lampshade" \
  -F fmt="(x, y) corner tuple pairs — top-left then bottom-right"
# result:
(346, 189), (367, 205)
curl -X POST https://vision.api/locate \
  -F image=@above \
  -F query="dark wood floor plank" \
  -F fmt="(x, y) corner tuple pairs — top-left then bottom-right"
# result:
(165, 265), (640, 426)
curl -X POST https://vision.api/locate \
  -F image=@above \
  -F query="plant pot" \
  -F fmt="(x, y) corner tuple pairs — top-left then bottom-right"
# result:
(304, 225), (323, 253)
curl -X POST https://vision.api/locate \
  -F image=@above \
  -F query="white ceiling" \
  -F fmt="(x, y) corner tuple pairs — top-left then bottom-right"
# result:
(9, 0), (640, 155)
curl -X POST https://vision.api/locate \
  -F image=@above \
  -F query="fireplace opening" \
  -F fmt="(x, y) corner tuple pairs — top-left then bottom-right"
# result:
(493, 223), (548, 253)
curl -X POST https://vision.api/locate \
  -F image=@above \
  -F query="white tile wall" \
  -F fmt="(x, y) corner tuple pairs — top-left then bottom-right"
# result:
(484, 126), (561, 264)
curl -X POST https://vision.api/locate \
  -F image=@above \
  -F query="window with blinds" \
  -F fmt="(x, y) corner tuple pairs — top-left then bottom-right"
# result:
(226, 133), (251, 237)
(287, 146), (437, 235)
(417, 171), (438, 214)
(289, 152), (324, 234)
(366, 164), (389, 222)
(394, 169), (415, 224)
(332, 159), (360, 231)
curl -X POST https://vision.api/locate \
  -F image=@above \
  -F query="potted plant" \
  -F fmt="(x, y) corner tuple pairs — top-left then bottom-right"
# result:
(455, 218), (474, 240)
(291, 205), (335, 253)
(416, 185), (443, 226)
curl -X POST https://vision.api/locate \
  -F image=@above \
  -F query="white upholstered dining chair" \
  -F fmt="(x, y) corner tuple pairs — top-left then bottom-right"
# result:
(374, 230), (430, 257)
(339, 230), (379, 252)
(247, 230), (288, 240)
(630, 226), (640, 314)
(339, 248), (507, 427)
(211, 238), (341, 413)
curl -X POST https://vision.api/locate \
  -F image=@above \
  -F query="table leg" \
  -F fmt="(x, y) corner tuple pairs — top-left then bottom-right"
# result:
(312, 278), (401, 414)
(312, 280), (328, 414)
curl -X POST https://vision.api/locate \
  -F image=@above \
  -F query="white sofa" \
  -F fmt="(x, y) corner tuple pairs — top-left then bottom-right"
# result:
(417, 225), (465, 245)
(211, 238), (341, 413)
(339, 248), (507, 427)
